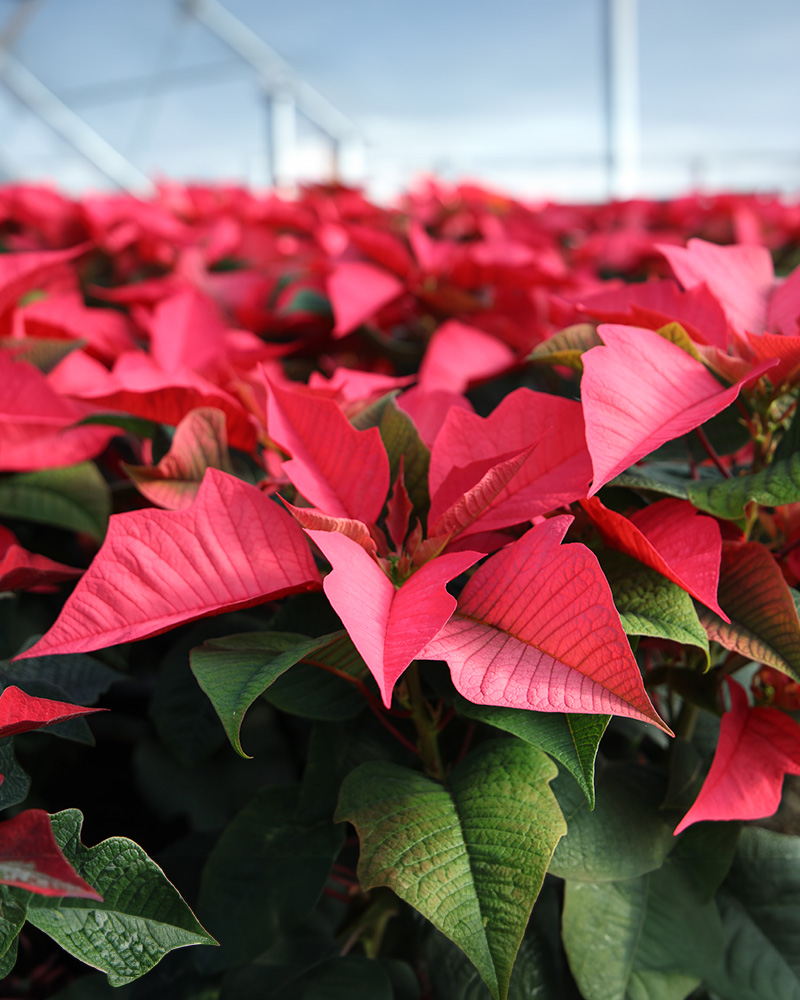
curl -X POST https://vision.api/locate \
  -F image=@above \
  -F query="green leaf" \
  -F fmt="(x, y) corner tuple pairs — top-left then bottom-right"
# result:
(336, 739), (566, 1000)
(670, 821), (741, 904)
(527, 324), (602, 371)
(0, 463), (110, 541)
(351, 395), (431, 520)
(697, 541), (800, 681)
(150, 612), (266, 767)
(379, 399), (430, 519)
(700, 827), (800, 999)
(705, 894), (800, 1000)
(190, 630), (352, 757)
(0, 885), (27, 979)
(422, 925), (562, 1000)
(603, 553), (710, 666)
(281, 287), (333, 318)
(456, 698), (608, 808)
(648, 406), (751, 465)
(197, 785), (344, 972)
(0, 936), (18, 979)
(0, 740), (31, 810)
(263, 662), (365, 721)
(656, 321), (704, 361)
(381, 958), (423, 1000)
(774, 393), (800, 464)
(150, 640), (228, 768)
(688, 451), (800, 519)
(77, 413), (163, 438)
(2, 650), (123, 705)
(269, 631), (366, 716)
(26, 809), (216, 987)
(297, 955), (394, 999)
(562, 858), (724, 1000)
(549, 764), (674, 882)
(0, 336), (84, 372)
(297, 719), (415, 825)
(610, 465), (694, 499)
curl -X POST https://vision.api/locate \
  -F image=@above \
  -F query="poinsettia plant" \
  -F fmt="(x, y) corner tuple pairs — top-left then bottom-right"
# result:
(1, 178), (800, 998)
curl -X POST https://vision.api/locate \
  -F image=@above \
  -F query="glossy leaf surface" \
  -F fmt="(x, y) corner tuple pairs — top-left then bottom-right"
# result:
(549, 765), (675, 882)
(562, 857), (724, 1000)
(702, 827), (800, 1000)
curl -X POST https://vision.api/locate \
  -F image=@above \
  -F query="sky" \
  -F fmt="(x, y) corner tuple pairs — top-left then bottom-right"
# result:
(0, 0), (797, 202)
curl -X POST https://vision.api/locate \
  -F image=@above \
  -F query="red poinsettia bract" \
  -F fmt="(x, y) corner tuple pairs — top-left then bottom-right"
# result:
(674, 678), (800, 834)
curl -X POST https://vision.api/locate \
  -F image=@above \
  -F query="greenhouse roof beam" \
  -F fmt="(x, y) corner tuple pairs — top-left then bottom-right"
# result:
(0, 51), (154, 194)
(182, 0), (358, 142)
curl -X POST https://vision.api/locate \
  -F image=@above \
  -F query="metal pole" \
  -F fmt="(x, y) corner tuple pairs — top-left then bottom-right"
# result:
(0, 0), (48, 49)
(0, 0), (153, 193)
(602, 0), (640, 198)
(183, 0), (360, 186)
(265, 86), (296, 190)
(0, 52), (155, 194)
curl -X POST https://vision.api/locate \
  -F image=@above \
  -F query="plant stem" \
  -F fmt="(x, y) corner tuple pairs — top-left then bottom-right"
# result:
(693, 426), (731, 478)
(337, 888), (398, 958)
(674, 700), (699, 742)
(308, 658), (410, 717)
(743, 501), (760, 541)
(308, 659), (417, 753)
(405, 662), (444, 780)
(735, 397), (758, 436)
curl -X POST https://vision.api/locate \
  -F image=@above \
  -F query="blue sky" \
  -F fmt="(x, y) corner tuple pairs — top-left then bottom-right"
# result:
(0, 0), (797, 201)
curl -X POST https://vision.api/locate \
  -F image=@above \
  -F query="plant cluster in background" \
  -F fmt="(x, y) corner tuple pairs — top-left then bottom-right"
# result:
(0, 178), (800, 998)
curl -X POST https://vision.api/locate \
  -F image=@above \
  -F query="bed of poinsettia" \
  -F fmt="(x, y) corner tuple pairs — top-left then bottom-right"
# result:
(1, 179), (800, 998)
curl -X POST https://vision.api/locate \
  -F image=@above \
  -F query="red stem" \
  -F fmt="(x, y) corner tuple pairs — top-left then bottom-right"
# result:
(693, 426), (731, 478)
(735, 397), (758, 436)
(324, 887), (355, 904)
(366, 701), (419, 755)
(455, 721), (476, 764)
(328, 871), (358, 888)
(305, 657), (410, 718)
(437, 705), (456, 732)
